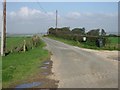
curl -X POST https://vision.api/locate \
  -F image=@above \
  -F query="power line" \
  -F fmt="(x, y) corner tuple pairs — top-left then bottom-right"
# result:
(35, 1), (58, 31)
(36, 0), (47, 14)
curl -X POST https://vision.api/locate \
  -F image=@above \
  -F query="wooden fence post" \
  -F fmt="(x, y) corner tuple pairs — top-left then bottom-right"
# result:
(23, 40), (26, 52)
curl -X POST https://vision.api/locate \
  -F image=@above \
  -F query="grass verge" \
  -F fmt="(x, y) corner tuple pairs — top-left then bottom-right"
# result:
(2, 37), (50, 88)
(47, 35), (119, 51)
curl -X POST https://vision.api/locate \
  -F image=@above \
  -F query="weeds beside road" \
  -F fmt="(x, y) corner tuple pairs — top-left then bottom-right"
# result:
(2, 36), (58, 88)
(47, 35), (119, 51)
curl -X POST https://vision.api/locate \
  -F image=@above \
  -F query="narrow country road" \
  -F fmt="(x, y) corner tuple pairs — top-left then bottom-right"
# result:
(42, 37), (118, 88)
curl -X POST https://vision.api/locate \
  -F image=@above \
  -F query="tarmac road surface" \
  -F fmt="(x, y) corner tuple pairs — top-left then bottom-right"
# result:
(42, 37), (118, 88)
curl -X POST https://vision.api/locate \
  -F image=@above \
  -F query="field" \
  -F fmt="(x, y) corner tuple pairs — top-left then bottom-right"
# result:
(108, 37), (118, 44)
(6, 37), (31, 50)
(47, 35), (119, 51)
(105, 36), (119, 50)
(0, 56), (1, 89)
(1, 36), (119, 88)
(2, 37), (50, 88)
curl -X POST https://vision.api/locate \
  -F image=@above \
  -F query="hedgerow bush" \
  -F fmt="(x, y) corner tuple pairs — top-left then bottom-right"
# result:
(48, 27), (108, 48)
(7, 35), (41, 54)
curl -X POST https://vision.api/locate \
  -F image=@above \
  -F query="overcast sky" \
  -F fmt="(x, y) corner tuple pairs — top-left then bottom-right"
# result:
(0, 1), (118, 34)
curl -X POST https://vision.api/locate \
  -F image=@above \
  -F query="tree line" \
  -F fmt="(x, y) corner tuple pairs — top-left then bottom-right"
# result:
(47, 27), (107, 47)
(48, 27), (106, 36)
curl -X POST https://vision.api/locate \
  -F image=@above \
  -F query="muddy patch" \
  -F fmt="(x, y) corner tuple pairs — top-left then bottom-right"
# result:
(40, 66), (48, 69)
(41, 72), (49, 75)
(44, 61), (50, 65)
(15, 82), (42, 88)
(43, 60), (53, 65)
(4, 60), (59, 89)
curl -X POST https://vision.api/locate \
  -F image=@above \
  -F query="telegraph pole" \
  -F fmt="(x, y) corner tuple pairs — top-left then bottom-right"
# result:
(1, 0), (6, 56)
(55, 10), (58, 32)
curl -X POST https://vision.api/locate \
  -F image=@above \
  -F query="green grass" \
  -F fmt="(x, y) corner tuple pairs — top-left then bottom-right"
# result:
(47, 35), (101, 49)
(2, 37), (50, 88)
(108, 37), (119, 44)
(6, 37), (31, 51)
(47, 35), (119, 51)
(0, 56), (1, 89)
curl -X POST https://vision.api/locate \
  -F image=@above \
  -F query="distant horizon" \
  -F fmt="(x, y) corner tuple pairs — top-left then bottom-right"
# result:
(1, 31), (118, 35)
(0, 2), (118, 34)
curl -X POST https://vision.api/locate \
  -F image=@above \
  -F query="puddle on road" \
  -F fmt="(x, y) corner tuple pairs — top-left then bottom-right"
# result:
(15, 82), (42, 88)
(41, 72), (49, 75)
(41, 66), (48, 69)
(44, 61), (50, 65)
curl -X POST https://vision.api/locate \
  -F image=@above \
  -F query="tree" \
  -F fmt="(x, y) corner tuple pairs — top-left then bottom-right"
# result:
(71, 27), (85, 35)
(61, 27), (70, 31)
(58, 27), (71, 34)
(101, 29), (106, 36)
(48, 27), (55, 35)
(87, 29), (100, 36)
